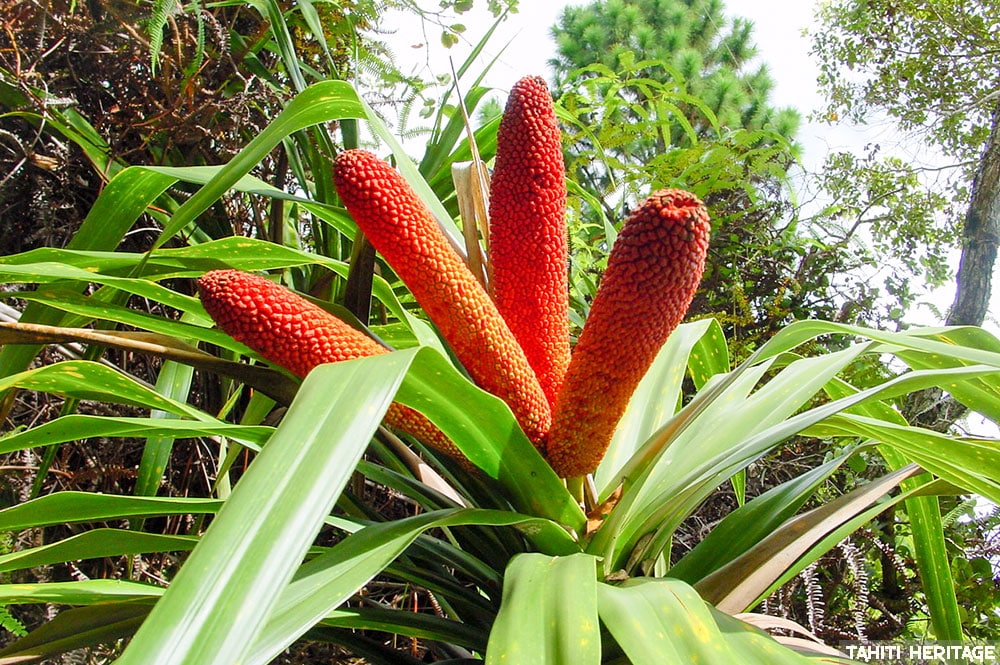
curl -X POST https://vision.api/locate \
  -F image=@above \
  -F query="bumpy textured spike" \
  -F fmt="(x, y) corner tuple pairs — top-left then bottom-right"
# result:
(545, 190), (711, 478)
(197, 269), (461, 458)
(489, 76), (570, 409)
(333, 149), (551, 445)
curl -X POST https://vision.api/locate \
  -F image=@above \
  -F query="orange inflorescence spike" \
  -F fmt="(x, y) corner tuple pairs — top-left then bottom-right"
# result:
(545, 189), (711, 478)
(197, 269), (461, 458)
(489, 75), (570, 409)
(333, 149), (551, 446)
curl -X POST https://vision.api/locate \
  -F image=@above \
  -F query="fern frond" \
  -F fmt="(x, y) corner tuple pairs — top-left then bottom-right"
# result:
(183, 0), (207, 78)
(148, 0), (180, 74)
(800, 561), (826, 634)
(839, 539), (869, 641)
(0, 605), (26, 637)
(941, 497), (978, 529)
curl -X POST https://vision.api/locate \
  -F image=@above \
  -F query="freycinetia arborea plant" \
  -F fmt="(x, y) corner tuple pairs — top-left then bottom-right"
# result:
(198, 76), (710, 479)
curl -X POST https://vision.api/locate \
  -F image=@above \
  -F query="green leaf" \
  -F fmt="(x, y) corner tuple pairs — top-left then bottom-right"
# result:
(597, 578), (837, 664)
(8, 288), (229, 346)
(0, 602), (150, 663)
(153, 81), (366, 248)
(115, 352), (404, 664)
(686, 317), (731, 387)
(0, 320), (299, 405)
(669, 447), (860, 584)
(0, 166), (177, 381)
(0, 262), (200, 314)
(0, 237), (411, 336)
(592, 327), (1000, 574)
(137, 358), (197, 496)
(696, 464), (923, 612)
(320, 607), (487, 653)
(0, 361), (211, 421)
(62, 166), (177, 253)
(0, 580), (162, 605)
(819, 376), (963, 640)
(485, 553), (600, 665)
(390, 348), (584, 531)
(752, 321), (1000, 369)
(0, 529), (199, 573)
(247, 509), (578, 665)
(746, 473), (961, 615)
(893, 487), (961, 640)
(0, 492), (223, 530)
(596, 319), (724, 492)
(811, 414), (1000, 504)
(892, 326), (1000, 422)
(245, 0), (307, 92)
(289, 0), (335, 67)
(592, 345), (868, 571)
(0, 415), (271, 456)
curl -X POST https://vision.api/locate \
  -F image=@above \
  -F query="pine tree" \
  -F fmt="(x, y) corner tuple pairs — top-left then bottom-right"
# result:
(550, 0), (799, 147)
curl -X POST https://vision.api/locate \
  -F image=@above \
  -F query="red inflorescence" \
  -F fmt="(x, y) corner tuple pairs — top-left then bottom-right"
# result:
(544, 189), (712, 478)
(198, 269), (386, 377)
(197, 269), (461, 458)
(489, 76), (571, 410)
(333, 148), (552, 447)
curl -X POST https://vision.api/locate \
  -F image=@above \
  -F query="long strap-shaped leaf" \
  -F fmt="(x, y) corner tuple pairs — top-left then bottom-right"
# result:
(0, 322), (298, 405)
(0, 414), (269, 456)
(816, 374), (975, 641)
(152, 81), (365, 249)
(0, 167), (178, 391)
(109, 346), (582, 664)
(0, 360), (211, 422)
(247, 510), (579, 665)
(113, 351), (406, 664)
(596, 318), (728, 491)
(594, 355), (1000, 573)
(486, 553), (600, 665)
(0, 235), (417, 341)
(389, 347), (584, 530)
(597, 577), (850, 664)
(0, 510), (576, 663)
(696, 464), (925, 613)
(0, 529), (198, 574)
(668, 446), (861, 584)
(485, 554), (851, 664)
(0, 492), (224, 530)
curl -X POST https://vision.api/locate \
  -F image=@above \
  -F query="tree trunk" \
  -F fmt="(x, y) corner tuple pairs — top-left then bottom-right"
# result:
(947, 99), (1000, 327)
(908, 99), (1000, 431)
